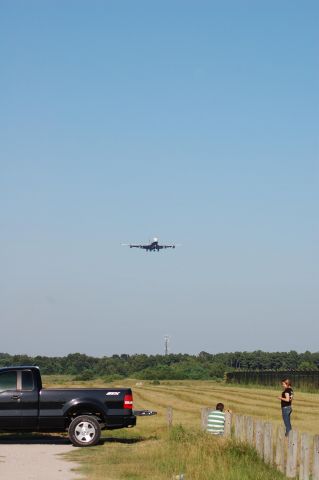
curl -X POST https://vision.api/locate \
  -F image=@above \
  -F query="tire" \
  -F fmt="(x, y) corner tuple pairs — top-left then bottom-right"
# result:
(68, 415), (101, 447)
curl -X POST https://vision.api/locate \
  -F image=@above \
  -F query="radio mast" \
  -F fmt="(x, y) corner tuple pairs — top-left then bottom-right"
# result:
(164, 335), (170, 355)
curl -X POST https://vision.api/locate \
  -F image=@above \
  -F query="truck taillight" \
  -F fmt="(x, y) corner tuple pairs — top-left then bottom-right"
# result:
(124, 393), (133, 409)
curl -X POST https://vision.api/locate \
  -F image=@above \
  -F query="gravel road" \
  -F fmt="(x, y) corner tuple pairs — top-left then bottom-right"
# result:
(0, 435), (82, 480)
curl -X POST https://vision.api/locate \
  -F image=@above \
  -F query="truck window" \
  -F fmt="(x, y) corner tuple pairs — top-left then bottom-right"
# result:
(0, 371), (17, 392)
(22, 370), (34, 390)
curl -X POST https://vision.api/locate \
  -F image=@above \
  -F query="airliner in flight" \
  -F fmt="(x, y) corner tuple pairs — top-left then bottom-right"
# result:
(122, 237), (179, 252)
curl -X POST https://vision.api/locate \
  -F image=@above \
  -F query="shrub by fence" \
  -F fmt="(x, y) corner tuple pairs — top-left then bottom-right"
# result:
(225, 370), (319, 391)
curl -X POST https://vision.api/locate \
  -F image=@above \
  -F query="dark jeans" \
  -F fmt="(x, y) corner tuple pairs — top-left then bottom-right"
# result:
(282, 406), (292, 436)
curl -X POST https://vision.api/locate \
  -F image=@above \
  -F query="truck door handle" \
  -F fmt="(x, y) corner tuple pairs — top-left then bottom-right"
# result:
(11, 395), (21, 400)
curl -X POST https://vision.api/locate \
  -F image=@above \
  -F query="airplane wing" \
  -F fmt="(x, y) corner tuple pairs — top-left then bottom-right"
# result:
(121, 243), (147, 249)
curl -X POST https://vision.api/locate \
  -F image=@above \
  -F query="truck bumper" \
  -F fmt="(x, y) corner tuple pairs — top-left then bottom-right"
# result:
(105, 414), (136, 429)
(124, 415), (136, 427)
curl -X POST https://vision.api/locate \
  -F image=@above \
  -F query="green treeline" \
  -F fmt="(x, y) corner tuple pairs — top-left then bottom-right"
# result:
(0, 350), (318, 380)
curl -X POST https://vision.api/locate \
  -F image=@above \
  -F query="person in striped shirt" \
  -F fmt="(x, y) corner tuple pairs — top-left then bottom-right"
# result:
(207, 403), (226, 435)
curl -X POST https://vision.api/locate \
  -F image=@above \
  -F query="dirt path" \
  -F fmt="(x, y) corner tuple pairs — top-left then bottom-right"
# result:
(0, 436), (82, 480)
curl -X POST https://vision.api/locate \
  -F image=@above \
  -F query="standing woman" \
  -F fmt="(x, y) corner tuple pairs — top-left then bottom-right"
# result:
(279, 378), (293, 436)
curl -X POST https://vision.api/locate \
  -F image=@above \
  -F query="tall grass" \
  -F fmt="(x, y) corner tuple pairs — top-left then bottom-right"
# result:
(69, 425), (285, 480)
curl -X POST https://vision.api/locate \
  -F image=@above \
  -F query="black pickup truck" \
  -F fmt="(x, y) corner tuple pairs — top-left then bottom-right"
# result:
(0, 366), (136, 447)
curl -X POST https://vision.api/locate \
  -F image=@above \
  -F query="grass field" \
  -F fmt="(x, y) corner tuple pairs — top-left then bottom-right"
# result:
(42, 377), (319, 479)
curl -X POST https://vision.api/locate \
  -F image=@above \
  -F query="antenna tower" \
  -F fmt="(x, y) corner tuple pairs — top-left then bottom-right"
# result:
(164, 335), (170, 355)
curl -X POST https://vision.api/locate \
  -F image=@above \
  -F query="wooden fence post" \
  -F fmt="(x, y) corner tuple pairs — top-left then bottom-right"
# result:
(313, 435), (319, 480)
(299, 433), (311, 480)
(201, 407), (210, 431)
(245, 416), (254, 446)
(275, 426), (285, 474)
(255, 420), (264, 458)
(224, 411), (232, 438)
(263, 422), (273, 465)
(167, 407), (173, 428)
(286, 430), (298, 478)
(241, 416), (247, 443)
(235, 415), (246, 442)
(234, 415), (241, 440)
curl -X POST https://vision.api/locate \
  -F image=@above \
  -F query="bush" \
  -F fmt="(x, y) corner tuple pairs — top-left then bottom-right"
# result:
(103, 374), (125, 382)
(73, 369), (95, 381)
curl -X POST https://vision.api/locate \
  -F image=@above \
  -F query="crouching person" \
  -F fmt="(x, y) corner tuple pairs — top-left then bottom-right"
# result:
(207, 403), (226, 436)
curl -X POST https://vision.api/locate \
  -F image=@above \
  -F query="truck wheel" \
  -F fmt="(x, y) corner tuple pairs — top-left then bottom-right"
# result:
(68, 415), (101, 447)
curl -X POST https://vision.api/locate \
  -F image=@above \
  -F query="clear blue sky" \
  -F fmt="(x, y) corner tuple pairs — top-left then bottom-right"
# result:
(1, 1), (318, 356)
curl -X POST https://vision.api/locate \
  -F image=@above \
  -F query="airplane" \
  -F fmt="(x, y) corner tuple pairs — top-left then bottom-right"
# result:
(122, 237), (179, 252)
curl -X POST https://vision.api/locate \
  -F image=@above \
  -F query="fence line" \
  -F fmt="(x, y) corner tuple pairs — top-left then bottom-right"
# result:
(199, 408), (319, 479)
(165, 406), (319, 479)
